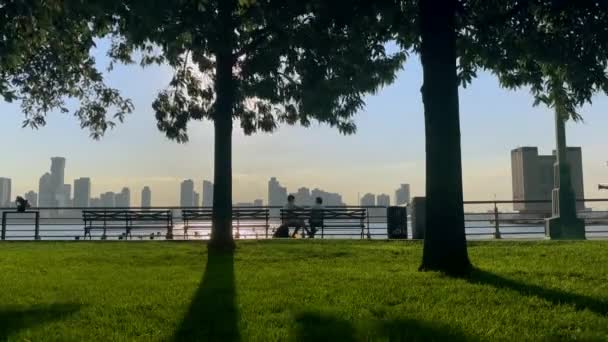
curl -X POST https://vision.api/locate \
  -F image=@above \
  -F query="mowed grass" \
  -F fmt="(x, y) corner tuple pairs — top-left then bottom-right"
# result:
(0, 241), (607, 341)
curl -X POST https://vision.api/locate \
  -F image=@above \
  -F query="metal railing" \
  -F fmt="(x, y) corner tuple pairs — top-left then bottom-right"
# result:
(0, 199), (607, 241)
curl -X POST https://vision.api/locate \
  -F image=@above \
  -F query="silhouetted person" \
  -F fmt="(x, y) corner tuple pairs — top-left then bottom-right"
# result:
(308, 197), (324, 238)
(15, 196), (30, 213)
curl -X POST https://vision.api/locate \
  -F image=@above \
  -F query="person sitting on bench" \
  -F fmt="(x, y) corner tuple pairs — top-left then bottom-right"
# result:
(274, 195), (308, 238)
(308, 197), (324, 238)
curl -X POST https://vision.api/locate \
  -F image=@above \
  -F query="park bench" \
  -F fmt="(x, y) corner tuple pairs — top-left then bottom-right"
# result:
(280, 207), (368, 238)
(181, 208), (270, 239)
(82, 210), (173, 240)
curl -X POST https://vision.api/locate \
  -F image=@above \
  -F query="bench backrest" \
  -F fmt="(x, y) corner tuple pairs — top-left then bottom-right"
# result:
(83, 210), (172, 222)
(182, 208), (269, 221)
(280, 208), (366, 221)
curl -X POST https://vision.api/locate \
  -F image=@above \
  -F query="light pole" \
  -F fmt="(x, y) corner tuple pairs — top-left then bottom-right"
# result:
(544, 109), (585, 239)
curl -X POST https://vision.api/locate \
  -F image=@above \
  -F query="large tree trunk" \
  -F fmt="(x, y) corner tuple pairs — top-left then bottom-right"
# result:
(418, 0), (472, 275)
(209, 0), (236, 250)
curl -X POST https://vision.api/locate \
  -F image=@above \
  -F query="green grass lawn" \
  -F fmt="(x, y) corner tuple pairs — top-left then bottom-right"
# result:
(0, 240), (607, 341)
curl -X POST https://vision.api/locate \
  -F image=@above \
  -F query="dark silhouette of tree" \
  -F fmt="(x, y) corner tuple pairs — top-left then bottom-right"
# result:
(0, 1), (133, 137)
(105, 0), (404, 249)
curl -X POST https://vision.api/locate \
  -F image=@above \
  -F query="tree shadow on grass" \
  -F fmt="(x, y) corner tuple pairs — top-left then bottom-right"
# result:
(468, 269), (608, 316)
(293, 312), (473, 341)
(0, 303), (81, 340)
(173, 247), (240, 342)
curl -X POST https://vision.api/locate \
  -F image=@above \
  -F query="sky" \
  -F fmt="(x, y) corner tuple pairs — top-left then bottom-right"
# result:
(1, 45), (607, 206)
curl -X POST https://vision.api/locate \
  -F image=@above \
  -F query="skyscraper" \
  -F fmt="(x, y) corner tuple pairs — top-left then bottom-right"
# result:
(295, 187), (312, 206)
(90, 197), (102, 207)
(360, 193), (376, 206)
(38, 173), (54, 207)
(0, 177), (11, 207)
(100, 192), (116, 207)
(181, 180), (195, 207)
(141, 186), (151, 208)
(395, 184), (410, 206)
(115, 187), (131, 208)
(511, 146), (585, 213)
(59, 184), (71, 207)
(377, 194), (390, 207)
(50, 157), (66, 191)
(311, 188), (344, 206)
(203, 180), (214, 207)
(73, 178), (91, 208)
(24, 191), (38, 207)
(268, 177), (287, 206)
(39, 157), (69, 209)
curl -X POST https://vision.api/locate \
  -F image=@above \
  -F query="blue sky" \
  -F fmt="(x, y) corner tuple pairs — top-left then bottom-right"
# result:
(1, 47), (607, 205)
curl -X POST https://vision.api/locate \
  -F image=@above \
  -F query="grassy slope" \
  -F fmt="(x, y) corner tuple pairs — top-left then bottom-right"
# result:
(0, 241), (607, 341)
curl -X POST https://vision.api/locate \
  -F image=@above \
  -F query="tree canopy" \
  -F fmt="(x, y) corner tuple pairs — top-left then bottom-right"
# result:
(0, 0), (133, 137)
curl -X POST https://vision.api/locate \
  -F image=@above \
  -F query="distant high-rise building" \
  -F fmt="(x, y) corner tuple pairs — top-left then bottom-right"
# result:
(253, 199), (263, 207)
(73, 178), (91, 208)
(268, 177), (288, 216)
(377, 194), (390, 207)
(511, 146), (585, 213)
(268, 177), (287, 206)
(24, 191), (38, 207)
(193, 191), (200, 208)
(115, 187), (131, 208)
(311, 188), (344, 206)
(181, 180), (195, 207)
(141, 186), (151, 208)
(100, 192), (116, 207)
(50, 157), (66, 191)
(59, 184), (72, 207)
(395, 184), (410, 206)
(0, 177), (11, 207)
(203, 180), (213, 207)
(90, 197), (102, 208)
(295, 187), (312, 206)
(360, 193), (376, 206)
(38, 173), (54, 207)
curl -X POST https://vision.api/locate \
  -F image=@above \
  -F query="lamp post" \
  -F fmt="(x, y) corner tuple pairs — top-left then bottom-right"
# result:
(544, 109), (585, 239)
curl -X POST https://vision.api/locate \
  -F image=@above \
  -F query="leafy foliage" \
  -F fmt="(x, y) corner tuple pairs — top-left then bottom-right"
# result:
(458, 0), (608, 120)
(0, 0), (133, 138)
(105, 0), (406, 142)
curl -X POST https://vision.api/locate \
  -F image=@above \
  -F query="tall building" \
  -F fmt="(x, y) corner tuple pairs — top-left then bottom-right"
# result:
(59, 184), (71, 207)
(38, 157), (69, 209)
(24, 191), (38, 207)
(253, 199), (263, 207)
(360, 193), (376, 206)
(141, 186), (151, 208)
(311, 188), (344, 206)
(50, 157), (66, 190)
(395, 184), (411, 206)
(295, 187), (312, 206)
(377, 194), (390, 207)
(73, 178), (91, 208)
(100, 192), (116, 207)
(511, 146), (585, 213)
(0, 177), (11, 207)
(203, 180), (214, 207)
(38, 173), (54, 207)
(90, 197), (102, 208)
(180, 180), (195, 207)
(268, 177), (288, 206)
(193, 191), (200, 208)
(115, 187), (131, 208)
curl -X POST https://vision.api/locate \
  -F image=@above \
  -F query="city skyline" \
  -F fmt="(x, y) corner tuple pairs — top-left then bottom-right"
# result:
(1, 54), (607, 206)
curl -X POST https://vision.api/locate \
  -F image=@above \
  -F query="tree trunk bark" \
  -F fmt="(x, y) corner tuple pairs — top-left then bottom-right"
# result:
(418, 0), (472, 275)
(209, 0), (236, 250)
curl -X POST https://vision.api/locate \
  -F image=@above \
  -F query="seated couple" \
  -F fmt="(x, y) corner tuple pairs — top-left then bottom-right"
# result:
(273, 195), (324, 238)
